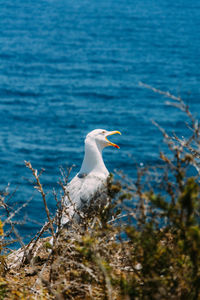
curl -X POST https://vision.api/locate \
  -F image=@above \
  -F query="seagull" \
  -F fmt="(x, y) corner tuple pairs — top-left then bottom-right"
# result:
(61, 129), (121, 226)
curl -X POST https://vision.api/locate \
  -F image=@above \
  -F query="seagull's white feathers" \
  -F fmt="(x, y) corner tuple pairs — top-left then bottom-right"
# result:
(61, 129), (121, 226)
(61, 173), (108, 224)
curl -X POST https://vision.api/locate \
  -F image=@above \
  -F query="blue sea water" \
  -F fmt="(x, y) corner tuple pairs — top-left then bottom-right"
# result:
(0, 0), (200, 241)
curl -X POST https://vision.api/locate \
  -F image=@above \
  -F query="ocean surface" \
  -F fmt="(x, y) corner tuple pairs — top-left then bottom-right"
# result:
(0, 0), (199, 241)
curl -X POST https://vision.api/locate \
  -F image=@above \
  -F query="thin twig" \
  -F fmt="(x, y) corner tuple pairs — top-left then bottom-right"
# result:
(25, 161), (55, 239)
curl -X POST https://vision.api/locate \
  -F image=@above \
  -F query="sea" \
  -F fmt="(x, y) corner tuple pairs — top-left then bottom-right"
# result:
(0, 0), (199, 242)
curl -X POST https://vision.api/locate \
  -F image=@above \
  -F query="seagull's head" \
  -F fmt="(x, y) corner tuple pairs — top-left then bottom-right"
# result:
(86, 129), (121, 150)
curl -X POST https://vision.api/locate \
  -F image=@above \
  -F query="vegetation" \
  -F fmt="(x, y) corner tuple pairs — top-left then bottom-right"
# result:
(0, 86), (200, 299)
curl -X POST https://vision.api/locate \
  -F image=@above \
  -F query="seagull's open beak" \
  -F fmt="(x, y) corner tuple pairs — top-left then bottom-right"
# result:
(105, 131), (121, 149)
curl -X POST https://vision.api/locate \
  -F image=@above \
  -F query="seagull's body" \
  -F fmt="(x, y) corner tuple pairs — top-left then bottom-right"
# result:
(61, 129), (121, 226)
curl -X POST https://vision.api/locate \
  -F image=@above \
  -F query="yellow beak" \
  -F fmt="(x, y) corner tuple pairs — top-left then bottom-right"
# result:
(105, 131), (121, 149)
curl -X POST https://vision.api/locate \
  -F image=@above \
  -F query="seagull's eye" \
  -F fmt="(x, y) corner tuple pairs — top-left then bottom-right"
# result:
(101, 130), (106, 134)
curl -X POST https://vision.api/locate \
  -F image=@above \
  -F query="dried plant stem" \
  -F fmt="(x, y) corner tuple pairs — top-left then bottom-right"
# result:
(139, 81), (181, 101)
(25, 161), (55, 239)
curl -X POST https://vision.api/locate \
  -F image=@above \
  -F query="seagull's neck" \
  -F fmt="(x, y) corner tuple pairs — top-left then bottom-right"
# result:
(79, 140), (109, 176)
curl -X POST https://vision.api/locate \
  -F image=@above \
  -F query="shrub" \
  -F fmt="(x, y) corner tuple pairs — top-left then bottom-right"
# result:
(1, 85), (200, 299)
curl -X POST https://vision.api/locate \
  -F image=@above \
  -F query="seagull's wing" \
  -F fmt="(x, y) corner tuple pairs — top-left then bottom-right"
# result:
(61, 174), (108, 225)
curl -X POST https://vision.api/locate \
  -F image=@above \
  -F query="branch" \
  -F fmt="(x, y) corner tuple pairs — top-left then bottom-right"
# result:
(25, 161), (55, 239)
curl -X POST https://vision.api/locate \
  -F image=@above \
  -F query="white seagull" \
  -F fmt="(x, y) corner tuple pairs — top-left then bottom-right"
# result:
(61, 129), (121, 226)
